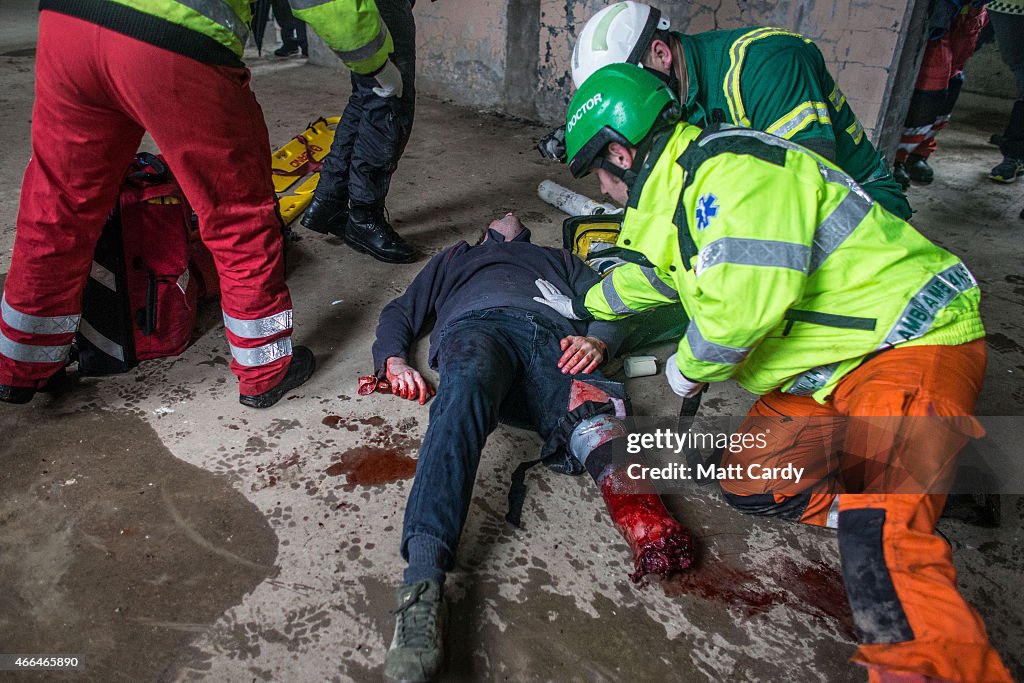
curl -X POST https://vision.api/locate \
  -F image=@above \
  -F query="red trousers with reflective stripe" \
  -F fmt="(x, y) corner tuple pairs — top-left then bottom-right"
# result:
(896, 7), (987, 162)
(0, 12), (292, 395)
(721, 341), (1011, 682)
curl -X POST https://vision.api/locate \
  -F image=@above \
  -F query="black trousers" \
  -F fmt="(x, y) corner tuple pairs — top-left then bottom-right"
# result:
(315, 0), (416, 212)
(271, 0), (307, 51)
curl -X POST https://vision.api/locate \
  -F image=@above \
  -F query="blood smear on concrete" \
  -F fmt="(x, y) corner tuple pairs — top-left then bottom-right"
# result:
(322, 415), (358, 431)
(324, 446), (417, 486)
(663, 555), (855, 638)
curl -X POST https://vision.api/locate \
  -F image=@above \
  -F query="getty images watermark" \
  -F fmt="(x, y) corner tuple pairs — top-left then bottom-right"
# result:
(624, 429), (807, 484)
(612, 416), (1024, 495)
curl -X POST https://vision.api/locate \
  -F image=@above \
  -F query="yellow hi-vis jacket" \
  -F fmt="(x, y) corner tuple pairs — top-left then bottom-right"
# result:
(574, 123), (984, 403)
(49, 0), (393, 75)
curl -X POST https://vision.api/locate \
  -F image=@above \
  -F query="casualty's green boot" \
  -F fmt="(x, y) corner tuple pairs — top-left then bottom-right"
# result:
(383, 579), (446, 682)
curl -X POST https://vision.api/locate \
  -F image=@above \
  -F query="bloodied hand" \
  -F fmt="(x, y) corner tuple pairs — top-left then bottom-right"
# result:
(385, 357), (436, 405)
(558, 335), (606, 375)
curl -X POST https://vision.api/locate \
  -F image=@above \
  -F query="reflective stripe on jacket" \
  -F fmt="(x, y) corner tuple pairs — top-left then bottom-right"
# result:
(41, 0), (392, 74)
(676, 27), (910, 220)
(577, 123), (984, 403)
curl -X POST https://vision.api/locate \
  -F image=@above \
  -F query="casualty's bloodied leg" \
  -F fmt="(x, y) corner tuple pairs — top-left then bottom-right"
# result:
(565, 397), (694, 582)
(511, 311), (695, 583)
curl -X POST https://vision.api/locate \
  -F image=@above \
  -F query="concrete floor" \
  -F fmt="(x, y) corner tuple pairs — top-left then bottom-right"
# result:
(1, 9), (1022, 683)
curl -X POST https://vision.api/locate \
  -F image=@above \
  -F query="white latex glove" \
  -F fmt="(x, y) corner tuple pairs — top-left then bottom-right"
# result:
(372, 59), (403, 98)
(665, 353), (707, 397)
(533, 279), (580, 320)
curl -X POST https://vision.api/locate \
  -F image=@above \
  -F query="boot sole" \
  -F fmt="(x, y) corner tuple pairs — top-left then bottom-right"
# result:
(239, 353), (316, 409)
(0, 387), (35, 404)
(344, 236), (416, 264)
(300, 215), (347, 237)
(301, 221), (332, 235)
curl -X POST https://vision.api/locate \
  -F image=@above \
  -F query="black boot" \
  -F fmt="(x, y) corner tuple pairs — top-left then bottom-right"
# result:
(239, 345), (316, 409)
(273, 44), (301, 58)
(301, 195), (349, 237)
(345, 207), (416, 264)
(0, 384), (35, 405)
(893, 162), (911, 190)
(0, 367), (68, 405)
(905, 154), (934, 184)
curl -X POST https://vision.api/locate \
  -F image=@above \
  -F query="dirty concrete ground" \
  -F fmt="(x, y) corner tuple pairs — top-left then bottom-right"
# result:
(0, 9), (1022, 683)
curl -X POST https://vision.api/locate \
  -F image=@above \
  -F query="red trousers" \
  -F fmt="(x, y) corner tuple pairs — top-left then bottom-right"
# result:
(0, 12), (293, 395)
(897, 6), (988, 163)
(721, 341), (1011, 682)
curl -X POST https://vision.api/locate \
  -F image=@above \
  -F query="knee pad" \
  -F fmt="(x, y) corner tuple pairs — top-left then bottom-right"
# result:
(721, 490), (812, 522)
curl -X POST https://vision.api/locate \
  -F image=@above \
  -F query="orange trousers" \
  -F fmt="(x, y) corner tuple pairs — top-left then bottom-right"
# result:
(720, 341), (1010, 682)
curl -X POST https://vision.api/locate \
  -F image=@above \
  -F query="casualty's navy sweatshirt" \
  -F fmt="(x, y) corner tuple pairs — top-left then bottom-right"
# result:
(372, 227), (625, 371)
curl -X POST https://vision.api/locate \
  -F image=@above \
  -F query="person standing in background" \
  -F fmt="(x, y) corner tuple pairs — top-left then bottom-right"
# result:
(986, 0), (1024, 191)
(272, 0), (308, 58)
(893, 0), (989, 187)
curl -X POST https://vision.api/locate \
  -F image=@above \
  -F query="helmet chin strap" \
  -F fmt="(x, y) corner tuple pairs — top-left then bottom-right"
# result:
(646, 66), (680, 100)
(593, 124), (668, 192)
(590, 101), (682, 189)
(593, 157), (639, 187)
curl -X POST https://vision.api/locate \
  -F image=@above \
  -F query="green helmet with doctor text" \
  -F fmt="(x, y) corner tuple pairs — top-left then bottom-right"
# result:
(564, 63), (680, 179)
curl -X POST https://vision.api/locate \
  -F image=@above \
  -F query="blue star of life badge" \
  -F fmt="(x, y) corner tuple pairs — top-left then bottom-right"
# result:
(695, 193), (719, 231)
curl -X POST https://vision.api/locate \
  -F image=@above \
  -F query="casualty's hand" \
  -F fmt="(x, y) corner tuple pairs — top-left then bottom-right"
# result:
(533, 279), (580, 320)
(372, 59), (403, 98)
(558, 335), (605, 375)
(385, 356), (435, 405)
(664, 353), (707, 397)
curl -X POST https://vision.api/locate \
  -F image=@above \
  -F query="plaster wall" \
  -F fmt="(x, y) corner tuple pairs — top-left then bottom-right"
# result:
(308, 1), (516, 112)
(413, 0), (512, 111)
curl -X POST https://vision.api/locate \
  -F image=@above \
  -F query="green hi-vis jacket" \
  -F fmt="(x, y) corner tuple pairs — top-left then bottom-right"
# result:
(677, 27), (911, 220)
(43, 0), (392, 75)
(574, 123), (984, 403)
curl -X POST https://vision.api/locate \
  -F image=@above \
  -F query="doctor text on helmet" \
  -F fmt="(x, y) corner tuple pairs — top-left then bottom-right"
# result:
(567, 93), (603, 134)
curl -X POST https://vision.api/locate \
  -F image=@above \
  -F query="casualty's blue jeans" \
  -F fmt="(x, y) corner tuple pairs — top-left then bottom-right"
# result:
(400, 308), (623, 570)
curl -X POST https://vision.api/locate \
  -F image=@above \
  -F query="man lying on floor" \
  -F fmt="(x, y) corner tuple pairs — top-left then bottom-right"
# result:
(370, 212), (692, 682)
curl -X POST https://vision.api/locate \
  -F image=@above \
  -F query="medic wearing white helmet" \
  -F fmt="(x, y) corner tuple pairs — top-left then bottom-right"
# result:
(537, 62), (1010, 683)
(570, 1), (671, 88)
(539, 1), (912, 220)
